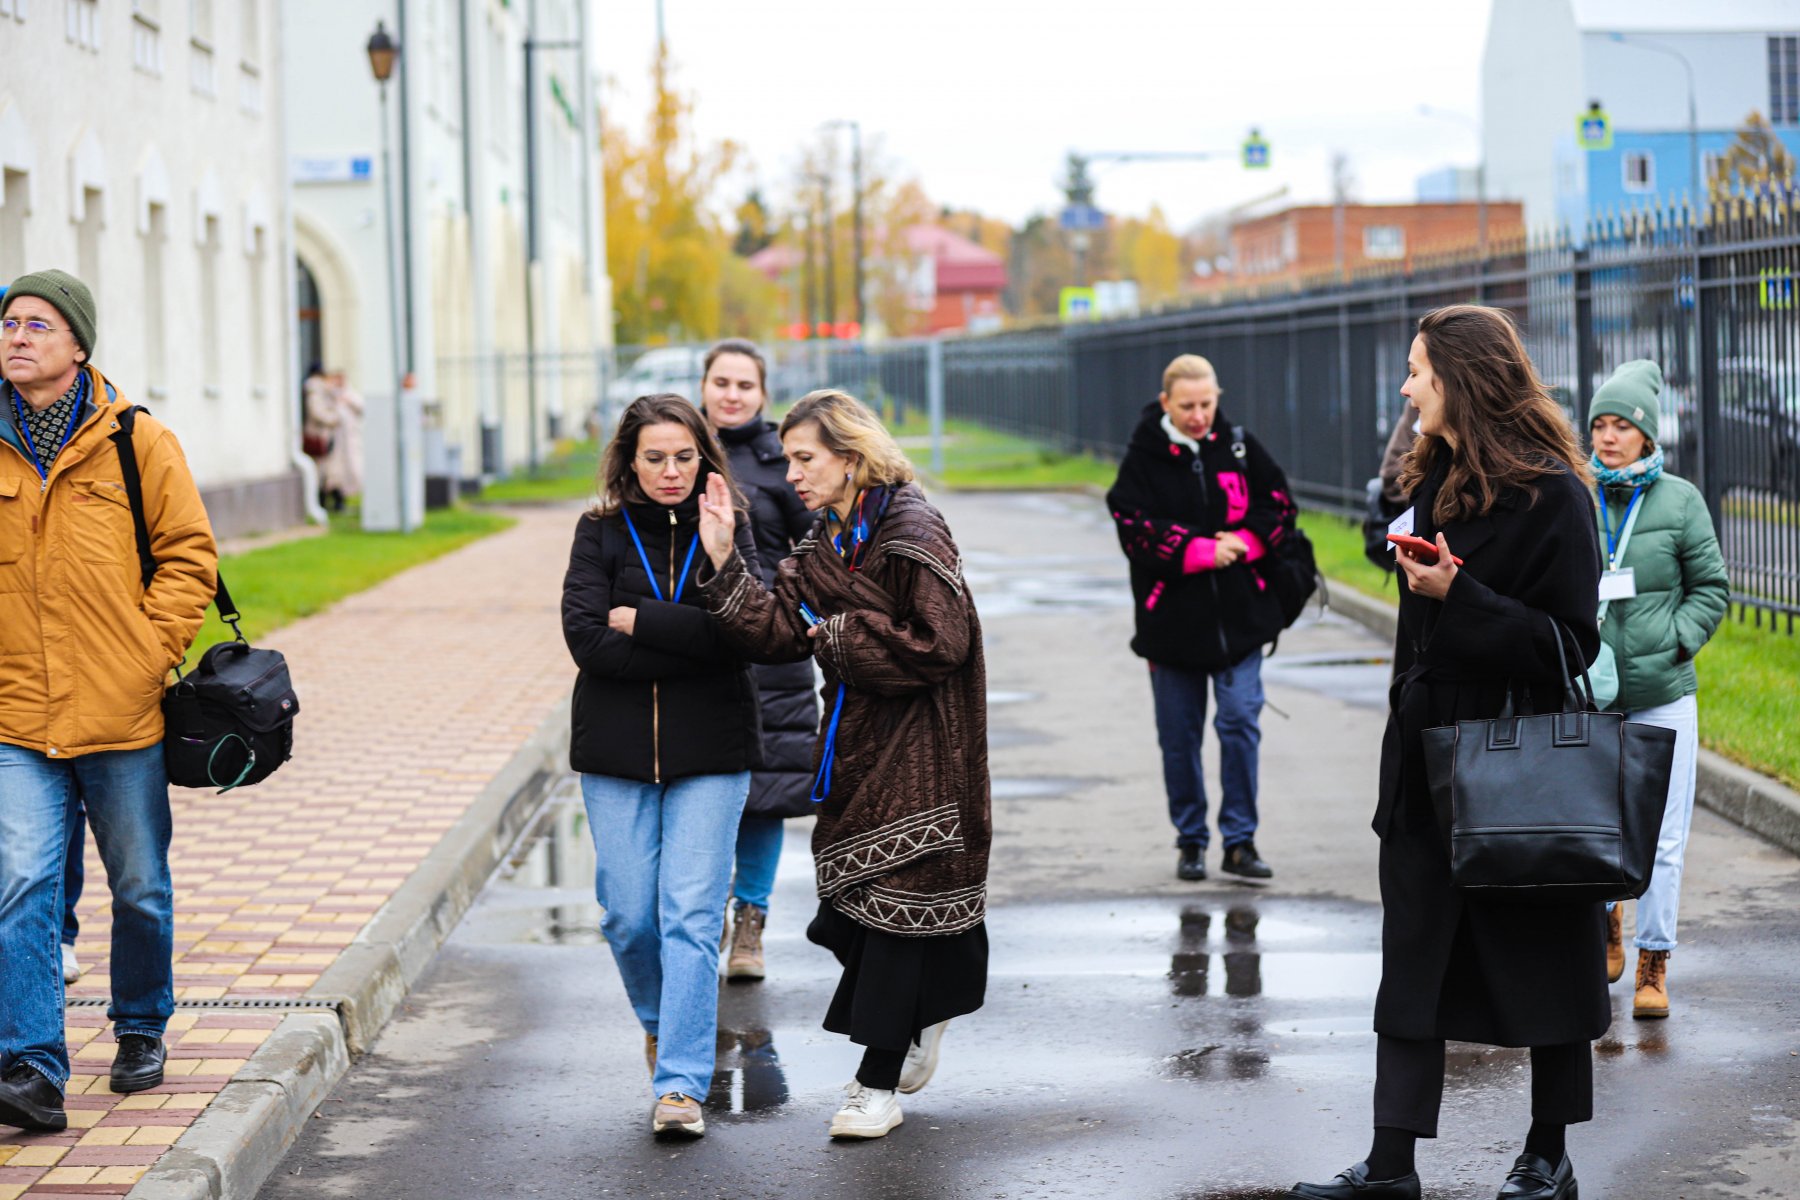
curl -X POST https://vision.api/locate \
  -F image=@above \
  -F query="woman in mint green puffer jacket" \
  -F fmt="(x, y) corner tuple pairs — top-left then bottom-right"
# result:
(1587, 360), (1729, 1024)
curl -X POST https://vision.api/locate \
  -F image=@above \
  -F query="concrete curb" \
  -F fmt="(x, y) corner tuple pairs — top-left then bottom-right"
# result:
(127, 697), (571, 1200)
(1318, 576), (1800, 858)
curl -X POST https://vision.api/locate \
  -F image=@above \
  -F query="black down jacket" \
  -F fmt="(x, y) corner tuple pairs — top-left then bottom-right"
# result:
(561, 483), (762, 783)
(716, 418), (822, 818)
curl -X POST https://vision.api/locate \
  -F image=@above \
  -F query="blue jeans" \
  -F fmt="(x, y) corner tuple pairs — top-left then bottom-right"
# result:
(582, 770), (749, 1102)
(63, 797), (85, 947)
(1608, 694), (1699, 952)
(1149, 653), (1264, 851)
(731, 816), (785, 911)
(0, 743), (174, 1090)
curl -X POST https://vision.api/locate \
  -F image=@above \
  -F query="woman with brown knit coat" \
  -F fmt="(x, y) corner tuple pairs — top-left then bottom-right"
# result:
(696, 389), (990, 1141)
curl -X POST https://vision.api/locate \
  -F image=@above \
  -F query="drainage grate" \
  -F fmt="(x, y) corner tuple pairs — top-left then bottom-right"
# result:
(66, 997), (339, 1011)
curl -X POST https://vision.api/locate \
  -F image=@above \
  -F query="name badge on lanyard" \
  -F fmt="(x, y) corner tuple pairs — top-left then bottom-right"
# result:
(1599, 568), (1637, 602)
(1386, 505), (1415, 553)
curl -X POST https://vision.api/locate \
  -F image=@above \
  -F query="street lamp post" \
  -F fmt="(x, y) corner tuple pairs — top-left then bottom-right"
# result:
(366, 20), (413, 531)
(1419, 104), (1488, 258)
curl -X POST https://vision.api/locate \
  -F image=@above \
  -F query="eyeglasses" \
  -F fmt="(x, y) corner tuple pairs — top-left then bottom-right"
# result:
(636, 451), (700, 469)
(1, 319), (67, 341)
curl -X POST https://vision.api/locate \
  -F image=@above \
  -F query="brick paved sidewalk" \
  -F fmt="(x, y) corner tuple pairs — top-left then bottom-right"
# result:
(0, 506), (580, 1198)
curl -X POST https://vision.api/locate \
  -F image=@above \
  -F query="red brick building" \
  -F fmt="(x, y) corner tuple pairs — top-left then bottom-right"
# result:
(746, 224), (1008, 336)
(1213, 202), (1525, 290)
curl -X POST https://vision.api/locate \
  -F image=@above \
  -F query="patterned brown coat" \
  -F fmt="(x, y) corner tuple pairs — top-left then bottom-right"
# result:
(698, 483), (991, 937)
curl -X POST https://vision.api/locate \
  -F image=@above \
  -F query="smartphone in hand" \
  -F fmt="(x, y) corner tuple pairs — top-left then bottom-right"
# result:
(1386, 532), (1465, 567)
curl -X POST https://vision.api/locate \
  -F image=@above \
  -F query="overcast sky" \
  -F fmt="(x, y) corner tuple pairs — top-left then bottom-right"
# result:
(593, 0), (1497, 232)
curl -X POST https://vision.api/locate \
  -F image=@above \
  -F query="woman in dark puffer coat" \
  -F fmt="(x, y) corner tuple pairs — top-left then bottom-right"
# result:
(701, 340), (821, 981)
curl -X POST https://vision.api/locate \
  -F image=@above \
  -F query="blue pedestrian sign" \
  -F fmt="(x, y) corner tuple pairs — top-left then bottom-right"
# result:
(1577, 103), (1612, 151)
(1242, 129), (1270, 169)
(1060, 204), (1106, 232)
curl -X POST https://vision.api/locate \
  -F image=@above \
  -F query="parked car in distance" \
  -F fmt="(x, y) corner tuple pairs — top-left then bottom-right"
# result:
(602, 347), (704, 417)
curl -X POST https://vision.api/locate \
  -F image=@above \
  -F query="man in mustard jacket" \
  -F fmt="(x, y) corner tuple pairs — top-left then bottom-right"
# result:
(0, 270), (217, 1131)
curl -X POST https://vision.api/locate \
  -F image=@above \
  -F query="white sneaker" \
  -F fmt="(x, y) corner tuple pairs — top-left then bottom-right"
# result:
(898, 1020), (948, 1094)
(828, 1080), (903, 1139)
(60, 944), (82, 985)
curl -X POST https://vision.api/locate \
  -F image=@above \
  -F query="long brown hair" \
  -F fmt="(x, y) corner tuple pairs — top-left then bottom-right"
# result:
(593, 394), (741, 517)
(1399, 305), (1592, 522)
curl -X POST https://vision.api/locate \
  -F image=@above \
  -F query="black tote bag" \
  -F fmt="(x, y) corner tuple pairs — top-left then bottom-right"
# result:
(1420, 616), (1675, 904)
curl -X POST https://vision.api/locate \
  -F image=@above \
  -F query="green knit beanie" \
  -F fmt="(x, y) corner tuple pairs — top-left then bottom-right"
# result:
(1587, 359), (1661, 444)
(2, 269), (97, 357)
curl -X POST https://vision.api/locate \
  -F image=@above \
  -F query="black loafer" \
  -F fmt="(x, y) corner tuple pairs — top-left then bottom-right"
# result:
(110, 1034), (166, 1093)
(1221, 840), (1274, 880)
(0, 1064), (67, 1131)
(1496, 1152), (1576, 1199)
(1177, 844), (1207, 881)
(1286, 1161), (1421, 1199)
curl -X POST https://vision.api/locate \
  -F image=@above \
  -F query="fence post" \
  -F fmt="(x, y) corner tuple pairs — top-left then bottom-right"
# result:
(1574, 246), (1596, 416)
(1695, 226), (1723, 528)
(927, 338), (946, 477)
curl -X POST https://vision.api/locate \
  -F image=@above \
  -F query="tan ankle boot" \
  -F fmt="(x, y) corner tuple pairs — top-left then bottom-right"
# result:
(1605, 906), (1625, 983)
(1634, 949), (1670, 1019)
(727, 903), (766, 980)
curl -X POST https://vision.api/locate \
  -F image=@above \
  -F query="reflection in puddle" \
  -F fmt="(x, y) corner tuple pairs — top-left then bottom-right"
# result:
(992, 776), (1088, 801)
(707, 1027), (790, 1117)
(1262, 653), (1395, 711)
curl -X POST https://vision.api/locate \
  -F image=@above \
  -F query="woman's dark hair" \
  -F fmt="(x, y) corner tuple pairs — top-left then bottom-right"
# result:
(702, 339), (769, 399)
(593, 393), (741, 517)
(1400, 304), (1592, 522)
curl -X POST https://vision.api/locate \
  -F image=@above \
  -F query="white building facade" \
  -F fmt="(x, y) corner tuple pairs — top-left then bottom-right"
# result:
(285, 0), (608, 515)
(0, 0), (304, 537)
(1484, 0), (1800, 233)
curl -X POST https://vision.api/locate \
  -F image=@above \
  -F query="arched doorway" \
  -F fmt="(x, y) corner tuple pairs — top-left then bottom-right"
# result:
(296, 256), (322, 378)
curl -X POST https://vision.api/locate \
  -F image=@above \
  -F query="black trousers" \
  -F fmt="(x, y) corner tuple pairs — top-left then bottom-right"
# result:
(1373, 1035), (1593, 1138)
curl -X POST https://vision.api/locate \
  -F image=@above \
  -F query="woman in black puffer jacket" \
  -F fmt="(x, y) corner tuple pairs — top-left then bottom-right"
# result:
(701, 340), (821, 982)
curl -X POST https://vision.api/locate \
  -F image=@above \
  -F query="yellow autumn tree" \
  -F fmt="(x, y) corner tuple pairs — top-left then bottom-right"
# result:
(1115, 206), (1185, 306)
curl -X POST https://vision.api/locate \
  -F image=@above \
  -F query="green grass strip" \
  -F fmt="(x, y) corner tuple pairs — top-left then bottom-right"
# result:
(190, 506), (516, 652)
(477, 439), (601, 506)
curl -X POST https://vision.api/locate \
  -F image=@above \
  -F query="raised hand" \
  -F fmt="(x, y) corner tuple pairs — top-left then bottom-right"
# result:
(1397, 531), (1459, 600)
(698, 471), (737, 568)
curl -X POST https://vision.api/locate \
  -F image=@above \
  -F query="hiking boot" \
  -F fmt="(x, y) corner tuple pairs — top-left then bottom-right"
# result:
(651, 1092), (705, 1138)
(644, 1033), (657, 1078)
(1177, 844), (1207, 881)
(0, 1065), (66, 1132)
(1221, 840), (1274, 881)
(110, 1034), (166, 1093)
(898, 1020), (949, 1094)
(61, 943), (82, 985)
(727, 904), (766, 981)
(1634, 949), (1670, 1019)
(1605, 906), (1625, 984)
(829, 1080), (903, 1139)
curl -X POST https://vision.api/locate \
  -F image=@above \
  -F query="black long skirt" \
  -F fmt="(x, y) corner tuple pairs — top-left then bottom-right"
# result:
(806, 900), (988, 1053)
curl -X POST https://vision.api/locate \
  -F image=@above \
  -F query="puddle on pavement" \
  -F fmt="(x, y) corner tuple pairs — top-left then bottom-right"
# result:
(705, 1026), (791, 1117)
(986, 689), (1039, 706)
(961, 549), (1132, 619)
(992, 776), (1090, 801)
(1262, 652), (1394, 711)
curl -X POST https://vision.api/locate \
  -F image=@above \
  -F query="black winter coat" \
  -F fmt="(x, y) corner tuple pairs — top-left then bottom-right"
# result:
(1106, 402), (1296, 672)
(561, 486), (762, 783)
(1374, 457), (1605, 1047)
(717, 419), (822, 819)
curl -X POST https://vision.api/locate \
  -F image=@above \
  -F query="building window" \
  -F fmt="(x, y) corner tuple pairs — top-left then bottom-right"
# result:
(189, 0), (215, 95)
(75, 188), (101, 297)
(133, 9), (163, 75)
(0, 0), (26, 22)
(1771, 36), (1799, 125)
(143, 204), (168, 393)
(238, 0), (257, 65)
(0, 170), (29, 280)
(65, 0), (98, 49)
(200, 215), (221, 394)
(239, 63), (262, 114)
(248, 227), (267, 394)
(1364, 225), (1405, 260)
(1622, 151), (1655, 193)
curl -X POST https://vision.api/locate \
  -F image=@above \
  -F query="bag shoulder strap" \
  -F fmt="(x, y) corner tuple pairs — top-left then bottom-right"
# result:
(111, 405), (241, 627)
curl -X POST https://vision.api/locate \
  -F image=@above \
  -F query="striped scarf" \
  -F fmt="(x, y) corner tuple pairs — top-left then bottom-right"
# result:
(1590, 446), (1664, 491)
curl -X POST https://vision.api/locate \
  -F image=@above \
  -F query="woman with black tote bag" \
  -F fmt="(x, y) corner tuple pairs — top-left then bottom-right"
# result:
(1286, 306), (1602, 1200)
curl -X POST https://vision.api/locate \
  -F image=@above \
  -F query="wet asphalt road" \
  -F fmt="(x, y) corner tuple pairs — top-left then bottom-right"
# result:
(258, 492), (1800, 1200)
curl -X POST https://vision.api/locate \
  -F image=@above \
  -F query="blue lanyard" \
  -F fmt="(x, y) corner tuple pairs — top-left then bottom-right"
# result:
(620, 509), (698, 603)
(810, 683), (847, 804)
(1597, 486), (1643, 567)
(12, 386), (81, 480)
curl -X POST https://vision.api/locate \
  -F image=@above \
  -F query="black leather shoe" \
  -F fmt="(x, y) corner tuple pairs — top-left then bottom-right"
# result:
(1177, 844), (1207, 881)
(1286, 1160), (1421, 1199)
(1221, 840), (1274, 880)
(0, 1064), (67, 1131)
(1496, 1152), (1576, 1199)
(110, 1034), (166, 1093)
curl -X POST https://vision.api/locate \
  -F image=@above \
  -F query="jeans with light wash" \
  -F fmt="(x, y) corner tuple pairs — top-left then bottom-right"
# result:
(730, 816), (785, 912)
(583, 771), (749, 1102)
(1149, 652), (1265, 851)
(1607, 694), (1700, 952)
(0, 743), (174, 1090)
